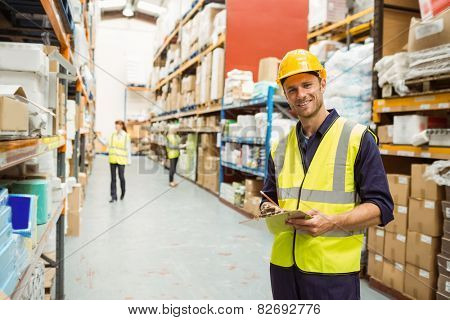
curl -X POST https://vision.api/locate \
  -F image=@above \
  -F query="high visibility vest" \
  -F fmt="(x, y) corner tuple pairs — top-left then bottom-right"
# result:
(266, 117), (373, 274)
(109, 132), (130, 165)
(166, 134), (180, 159)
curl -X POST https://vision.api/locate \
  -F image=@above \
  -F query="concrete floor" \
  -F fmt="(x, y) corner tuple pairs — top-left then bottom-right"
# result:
(65, 155), (389, 300)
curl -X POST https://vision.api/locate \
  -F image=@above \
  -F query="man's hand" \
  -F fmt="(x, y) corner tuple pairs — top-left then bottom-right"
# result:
(260, 202), (282, 217)
(286, 210), (336, 237)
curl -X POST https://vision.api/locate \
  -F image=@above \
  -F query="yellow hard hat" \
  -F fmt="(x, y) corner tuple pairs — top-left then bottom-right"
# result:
(277, 49), (326, 86)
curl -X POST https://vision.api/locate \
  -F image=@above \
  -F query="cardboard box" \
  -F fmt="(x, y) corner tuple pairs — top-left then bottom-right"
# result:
(393, 115), (428, 145)
(406, 231), (440, 271)
(437, 254), (450, 278)
(411, 164), (444, 200)
(203, 172), (219, 193)
(68, 183), (82, 213)
(258, 57), (279, 82)
(200, 133), (217, 148)
(367, 251), (384, 280)
(386, 204), (408, 234)
(382, 261), (405, 293)
(384, 231), (407, 265)
(67, 210), (80, 237)
(204, 156), (219, 174)
(408, 8), (450, 52)
(443, 237), (450, 259)
(368, 226), (385, 255)
(377, 125), (393, 144)
(409, 198), (443, 236)
(385, 0), (419, 10)
(442, 200), (450, 220)
(245, 179), (264, 196)
(444, 219), (450, 238)
(181, 75), (196, 93)
(210, 48), (225, 100)
(383, 8), (419, 56)
(197, 172), (205, 185)
(446, 186), (450, 201)
(436, 291), (450, 300)
(404, 263), (437, 299)
(244, 196), (262, 217)
(0, 86), (29, 134)
(387, 174), (411, 206)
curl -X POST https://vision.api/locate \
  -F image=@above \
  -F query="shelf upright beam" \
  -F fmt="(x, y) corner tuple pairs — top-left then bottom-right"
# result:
(372, 0), (384, 101)
(219, 97), (225, 194)
(265, 86), (275, 177)
(56, 146), (65, 300)
(74, 91), (81, 180)
(40, 0), (70, 51)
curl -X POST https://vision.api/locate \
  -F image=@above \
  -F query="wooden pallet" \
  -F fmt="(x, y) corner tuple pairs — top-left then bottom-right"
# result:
(382, 73), (450, 98)
(308, 21), (332, 33)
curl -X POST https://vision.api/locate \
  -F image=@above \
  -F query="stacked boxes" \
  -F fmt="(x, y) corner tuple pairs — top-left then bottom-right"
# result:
(405, 164), (444, 299)
(437, 189), (450, 299)
(197, 133), (219, 193)
(367, 226), (385, 280)
(197, 3), (225, 50)
(243, 179), (263, 217)
(67, 183), (82, 237)
(181, 75), (196, 107)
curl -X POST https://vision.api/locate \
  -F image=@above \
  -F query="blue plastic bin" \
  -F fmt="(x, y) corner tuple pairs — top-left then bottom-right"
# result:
(0, 223), (12, 247)
(7, 194), (36, 238)
(0, 205), (11, 228)
(0, 188), (8, 206)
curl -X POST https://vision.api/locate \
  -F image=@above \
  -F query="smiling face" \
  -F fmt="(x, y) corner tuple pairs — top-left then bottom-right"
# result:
(283, 72), (326, 119)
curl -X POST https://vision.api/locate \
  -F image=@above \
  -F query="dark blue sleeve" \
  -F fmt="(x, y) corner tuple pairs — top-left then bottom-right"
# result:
(355, 131), (394, 226)
(260, 153), (278, 207)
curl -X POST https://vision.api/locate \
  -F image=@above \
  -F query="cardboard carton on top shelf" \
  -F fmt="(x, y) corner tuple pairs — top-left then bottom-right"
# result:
(408, 8), (450, 52)
(411, 164), (444, 200)
(384, 231), (407, 265)
(368, 226), (385, 255)
(383, 8), (420, 56)
(377, 125), (393, 144)
(258, 57), (279, 82)
(387, 174), (410, 206)
(386, 204), (408, 234)
(0, 86), (29, 135)
(409, 198), (443, 236)
(404, 263), (437, 300)
(367, 251), (384, 280)
(406, 231), (440, 271)
(382, 260), (405, 293)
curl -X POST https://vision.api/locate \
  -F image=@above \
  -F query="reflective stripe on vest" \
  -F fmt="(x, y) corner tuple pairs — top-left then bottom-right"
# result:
(266, 117), (367, 273)
(109, 132), (129, 165)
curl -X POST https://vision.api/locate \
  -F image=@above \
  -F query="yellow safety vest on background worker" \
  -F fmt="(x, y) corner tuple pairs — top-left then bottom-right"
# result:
(166, 134), (181, 159)
(266, 117), (371, 274)
(109, 131), (130, 165)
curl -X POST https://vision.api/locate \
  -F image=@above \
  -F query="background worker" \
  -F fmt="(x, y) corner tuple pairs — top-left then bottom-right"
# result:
(260, 50), (394, 300)
(166, 125), (183, 187)
(108, 120), (131, 202)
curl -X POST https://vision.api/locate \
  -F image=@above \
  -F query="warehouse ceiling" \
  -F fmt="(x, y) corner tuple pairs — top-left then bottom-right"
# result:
(100, 0), (167, 22)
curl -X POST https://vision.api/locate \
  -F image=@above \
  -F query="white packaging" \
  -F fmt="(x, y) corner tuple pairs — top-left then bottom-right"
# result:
(210, 48), (225, 100)
(393, 115), (428, 145)
(0, 42), (49, 76)
(308, 0), (348, 30)
(198, 3), (225, 49)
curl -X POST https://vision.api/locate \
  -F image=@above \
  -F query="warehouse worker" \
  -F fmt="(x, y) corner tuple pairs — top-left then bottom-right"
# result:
(108, 120), (131, 202)
(260, 50), (394, 300)
(166, 125), (183, 187)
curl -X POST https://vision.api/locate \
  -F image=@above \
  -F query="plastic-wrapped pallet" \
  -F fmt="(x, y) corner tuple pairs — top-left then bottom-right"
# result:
(324, 41), (374, 125)
(212, 9), (226, 44)
(223, 70), (254, 105)
(308, 0), (348, 30)
(210, 48), (225, 100)
(198, 3), (225, 49)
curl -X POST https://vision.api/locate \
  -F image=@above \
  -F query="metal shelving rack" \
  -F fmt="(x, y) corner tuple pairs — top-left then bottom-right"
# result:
(0, 0), (95, 300)
(218, 87), (289, 211)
